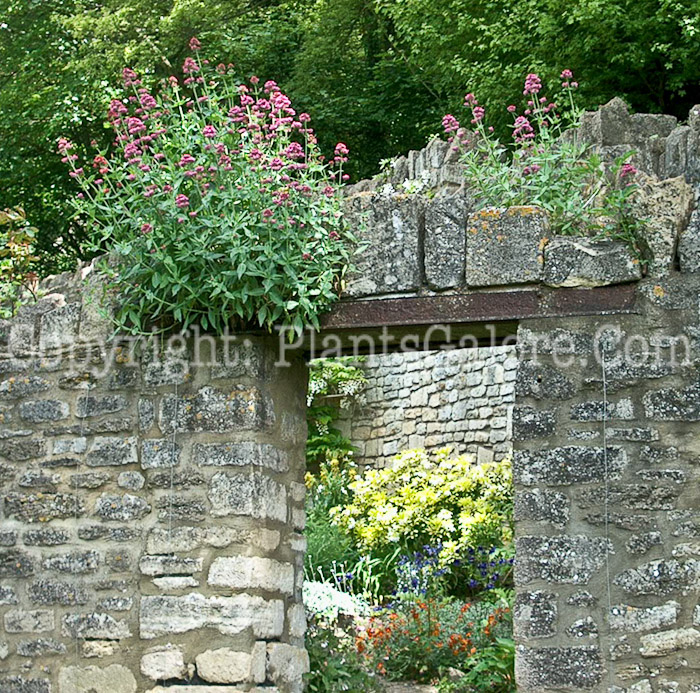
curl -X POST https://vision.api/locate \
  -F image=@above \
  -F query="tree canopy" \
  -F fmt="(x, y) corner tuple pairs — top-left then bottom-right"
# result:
(1, 0), (699, 272)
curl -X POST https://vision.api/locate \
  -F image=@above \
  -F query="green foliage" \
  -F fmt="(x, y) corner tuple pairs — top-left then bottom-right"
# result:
(332, 448), (513, 562)
(438, 637), (516, 693)
(306, 357), (367, 468)
(304, 617), (383, 693)
(0, 207), (39, 318)
(63, 45), (355, 335)
(452, 72), (643, 253)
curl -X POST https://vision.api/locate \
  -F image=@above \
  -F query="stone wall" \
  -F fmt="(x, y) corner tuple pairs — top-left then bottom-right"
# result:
(339, 345), (517, 468)
(512, 272), (700, 693)
(0, 281), (309, 693)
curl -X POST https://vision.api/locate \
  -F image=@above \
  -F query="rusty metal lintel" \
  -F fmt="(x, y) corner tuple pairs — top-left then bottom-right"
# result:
(321, 284), (638, 330)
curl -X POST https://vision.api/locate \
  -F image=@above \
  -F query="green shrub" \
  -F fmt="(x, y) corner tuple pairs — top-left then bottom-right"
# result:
(60, 39), (356, 336)
(0, 207), (38, 318)
(332, 448), (513, 563)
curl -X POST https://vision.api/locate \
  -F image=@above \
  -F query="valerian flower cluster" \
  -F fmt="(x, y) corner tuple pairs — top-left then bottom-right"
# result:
(442, 71), (642, 253)
(60, 38), (356, 335)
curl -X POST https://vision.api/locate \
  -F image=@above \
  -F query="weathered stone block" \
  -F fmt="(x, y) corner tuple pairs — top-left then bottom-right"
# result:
(644, 382), (700, 421)
(626, 532), (663, 555)
(117, 471), (145, 490)
(141, 645), (190, 681)
(515, 645), (603, 690)
(70, 472), (110, 489)
(679, 207), (700, 273)
(19, 470), (60, 491)
(40, 302), (80, 350)
(0, 586), (18, 604)
(512, 405), (556, 440)
(57, 664), (137, 693)
(159, 386), (271, 434)
(139, 555), (203, 576)
(570, 398), (634, 421)
(614, 559), (700, 595)
(465, 207), (547, 287)
(4, 609), (54, 633)
(28, 580), (89, 605)
(42, 550), (99, 574)
(515, 536), (611, 585)
(424, 190), (469, 289)
(610, 601), (680, 632)
(576, 484), (680, 511)
(62, 613), (131, 639)
(86, 437), (138, 467)
(76, 394), (127, 418)
(141, 439), (180, 469)
(514, 489), (569, 528)
(513, 591), (557, 639)
(343, 193), (423, 297)
(266, 643), (310, 686)
(639, 627), (700, 657)
(195, 647), (252, 683)
(543, 237), (641, 288)
(516, 362), (576, 400)
(5, 493), (84, 523)
(19, 399), (70, 423)
(0, 549), (34, 577)
(139, 593), (285, 639)
(95, 493), (150, 521)
(0, 676), (51, 693)
(17, 638), (66, 657)
(208, 471), (287, 522)
(208, 556), (294, 594)
(0, 376), (50, 399)
(632, 173), (693, 276)
(193, 442), (288, 472)
(513, 446), (626, 486)
(0, 438), (46, 461)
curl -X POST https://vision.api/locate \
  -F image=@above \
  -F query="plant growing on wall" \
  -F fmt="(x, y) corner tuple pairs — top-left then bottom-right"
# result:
(0, 207), (39, 318)
(443, 71), (643, 254)
(60, 38), (356, 335)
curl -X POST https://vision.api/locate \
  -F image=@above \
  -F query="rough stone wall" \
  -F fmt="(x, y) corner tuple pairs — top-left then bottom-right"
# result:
(0, 280), (309, 693)
(512, 273), (700, 693)
(340, 346), (517, 468)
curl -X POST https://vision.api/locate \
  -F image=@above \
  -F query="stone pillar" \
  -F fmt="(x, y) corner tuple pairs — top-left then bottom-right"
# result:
(0, 285), (309, 693)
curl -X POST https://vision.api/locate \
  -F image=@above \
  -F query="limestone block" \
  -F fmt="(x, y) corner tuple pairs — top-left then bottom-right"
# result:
(139, 593), (284, 639)
(543, 237), (641, 287)
(266, 643), (310, 685)
(193, 441), (288, 472)
(58, 664), (137, 693)
(465, 207), (547, 286)
(424, 190), (470, 289)
(610, 601), (680, 632)
(195, 647), (252, 683)
(208, 556), (294, 594)
(208, 471), (287, 522)
(639, 627), (700, 657)
(678, 207), (700, 273)
(515, 645), (603, 690)
(141, 645), (191, 680)
(631, 173), (693, 277)
(343, 192), (423, 297)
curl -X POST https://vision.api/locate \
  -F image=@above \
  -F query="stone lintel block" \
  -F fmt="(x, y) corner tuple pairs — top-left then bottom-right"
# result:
(57, 664), (137, 693)
(424, 190), (470, 290)
(465, 206), (547, 287)
(543, 237), (641, 288)
(343, 192), (423, 297)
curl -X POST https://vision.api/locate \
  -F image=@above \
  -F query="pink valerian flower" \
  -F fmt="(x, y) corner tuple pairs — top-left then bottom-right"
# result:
(127, 117), (147, 135)
(124, 142), (142, 159)
(285, 142), (304, 159)
(250, 75), (260, 85)
(263, 80), (278, 93)
(523, 73), (542, 96)
(335, 142), (349, 157)
(139, 90), (157, 111)
(522, 164), (541, 176)
(471, 106), (485, 123)
(560, 69), (573, 79)
(507, 105), (517, 113)
(620, 163), (638, 179)
(299, 113), (311, 123)
(442, 114), (460, 134)
(329, 230), (340, 240)
(141, 223), (153, 233)
(57, 138), (73, 155)
(464, 93), (478, 106)
(202, 125), (217, 138)
(182, 57), (200, 74)
(513, 115), (535, 143)
(122, 67), (139, 86)
(175, 194), (190, 209)
(178, 154), (196, 167)
(108, 99), (128, 119)
(189, 36), (201, 51)
(69, 168), (84, 178)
